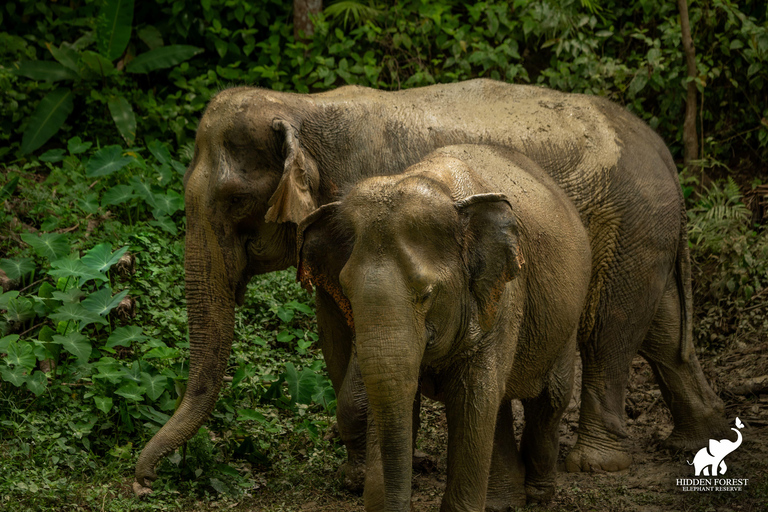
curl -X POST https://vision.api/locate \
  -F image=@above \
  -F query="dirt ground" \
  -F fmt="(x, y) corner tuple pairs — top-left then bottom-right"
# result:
(223, 338), (768, 512)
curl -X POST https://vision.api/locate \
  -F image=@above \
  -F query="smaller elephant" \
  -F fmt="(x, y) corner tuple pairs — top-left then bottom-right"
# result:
(297, 145), (592, 511)
(687, 417), (744, 476)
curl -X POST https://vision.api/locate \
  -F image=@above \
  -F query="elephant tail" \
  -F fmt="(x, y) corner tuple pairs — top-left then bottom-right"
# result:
(676, 202), (694, 363)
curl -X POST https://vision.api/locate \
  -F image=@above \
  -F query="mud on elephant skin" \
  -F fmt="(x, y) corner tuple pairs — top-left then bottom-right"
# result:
(297, 145), (592, 511)
(133, 79), (726, 495)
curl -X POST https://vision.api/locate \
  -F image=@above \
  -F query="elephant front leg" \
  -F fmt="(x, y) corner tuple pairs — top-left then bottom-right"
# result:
(442, 367), (500, 512)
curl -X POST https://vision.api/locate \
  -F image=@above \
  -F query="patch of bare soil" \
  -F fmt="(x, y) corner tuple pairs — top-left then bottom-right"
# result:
(231, 337), (768, 512)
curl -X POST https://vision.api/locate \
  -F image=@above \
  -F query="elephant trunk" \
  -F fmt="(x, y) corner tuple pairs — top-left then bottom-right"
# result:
(134, 219), (237, 492)
(355, 296), (425, 511)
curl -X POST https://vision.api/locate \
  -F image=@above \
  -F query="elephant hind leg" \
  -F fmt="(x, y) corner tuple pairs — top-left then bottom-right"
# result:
(638, 281), (728, 452)
(485, 399), (526, 511)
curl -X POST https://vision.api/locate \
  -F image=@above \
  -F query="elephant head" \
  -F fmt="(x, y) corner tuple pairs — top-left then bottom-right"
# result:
(298, 166), (523, 510)
(134, 89), (327, 492)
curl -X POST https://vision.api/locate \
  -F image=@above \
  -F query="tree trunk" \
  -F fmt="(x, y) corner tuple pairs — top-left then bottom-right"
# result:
(294, 0), (322, 40)
(678, 0), (699, 170)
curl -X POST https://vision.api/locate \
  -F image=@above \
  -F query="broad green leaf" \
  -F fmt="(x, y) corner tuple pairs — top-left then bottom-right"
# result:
(26, 371), (48, 395)
(126, 45), (203, 73)
(140, 372), (168, 401)
(129, 176), (155, 206)
(151, 190), (184, 216)
(49, 255), (108, 284)
(49, 302), (109, 328)
(54, 331), (92, 364)
(147, 139), (171, 165)
(143, 345), (181, 359)
(102, 184), (136, 207)
(0, 258), (35, 281)
(0, 365), (28, 387)
(5, 340), (36, 370)
(39, 149), (66, 163)
(138, 404), (171, 424)
(80, 50), (116, 78)
(94, 395), (113, 413)
(85, 145), (134, 177)
(284, 363), (317, 405)
(237, 408), (265, 423)
(51, 288), (85, 304)
(21, 87), (74, 154)
(114, 381), (145, 401)
(277, 307), (294, 323)
(288, 300), (314, 315)
(138, 25), (164, 50)
(149, 216), (178, 235)
(276, 330), (295, 343)
(37, 282), (56, 299)
(0, 291), (20, 310)
(0, 334), (20, 353)
(108, 95), (136, 144)
(1, 175), (20, 201)
(81, 243), (129, 273)
(67, 136), (92, 155)
(97, 0), (134, 61)
(81, 286), (129, 317)
(21, 232), (70, 260)
(4, 297), (36, 325)
(13, 61), (78, 82)
(92, 359), (125, 384)
(106, 326), (146, 348)
(47, 44), (80, 73)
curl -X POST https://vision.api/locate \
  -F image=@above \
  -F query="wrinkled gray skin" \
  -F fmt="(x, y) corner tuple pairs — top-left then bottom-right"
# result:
(298, 145), (592, 511)
(133, 79), (726, 495)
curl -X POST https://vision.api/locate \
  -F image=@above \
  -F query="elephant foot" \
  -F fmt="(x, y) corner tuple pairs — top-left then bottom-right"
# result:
(337, 459), (366, 494)
(662, 417), (730, 453)
(564, 435), (632, 473)
(524, 479), (555, 504)
(485, 491), (526, 511)
(132, 480), (153, 498)
(413, 449), (437, 474)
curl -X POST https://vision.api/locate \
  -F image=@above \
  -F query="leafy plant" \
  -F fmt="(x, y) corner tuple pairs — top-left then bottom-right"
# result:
(12, 0), (202, 152)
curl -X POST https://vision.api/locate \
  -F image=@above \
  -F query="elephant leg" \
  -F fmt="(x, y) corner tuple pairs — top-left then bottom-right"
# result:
(441, 367), (500, 512)
(638, 281), (728, 452)
(485, 399), (526, 511)
(316, 290), (367, 492)
(520, 341), (575, 503)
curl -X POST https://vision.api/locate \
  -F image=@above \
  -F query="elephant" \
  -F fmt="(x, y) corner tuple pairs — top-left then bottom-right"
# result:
(133, 78), (726, 495)
(687, 417), (744, 476)
(297, 144), (592, 510)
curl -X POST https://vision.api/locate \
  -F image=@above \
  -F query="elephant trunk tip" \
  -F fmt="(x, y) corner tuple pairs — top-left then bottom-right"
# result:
(132, 480), (154, 498)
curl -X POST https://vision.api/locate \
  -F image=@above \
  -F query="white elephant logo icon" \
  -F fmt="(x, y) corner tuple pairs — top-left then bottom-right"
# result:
(688, 417), (745, 476)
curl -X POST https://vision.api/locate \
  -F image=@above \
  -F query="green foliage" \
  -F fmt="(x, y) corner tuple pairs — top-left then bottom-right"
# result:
(685, 174), (768, 350)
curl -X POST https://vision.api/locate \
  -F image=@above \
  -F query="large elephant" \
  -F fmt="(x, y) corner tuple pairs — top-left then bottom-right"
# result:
(133, 79), (726, 494)
(297, 145), (592, 511)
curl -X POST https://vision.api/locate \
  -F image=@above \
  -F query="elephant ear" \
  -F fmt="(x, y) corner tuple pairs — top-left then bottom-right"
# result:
(296, 202), (355, 329)
(265, 119), (320, 224)
(456, 193), (524, 332)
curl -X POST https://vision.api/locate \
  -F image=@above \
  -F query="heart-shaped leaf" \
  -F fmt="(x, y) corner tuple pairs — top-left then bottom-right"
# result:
(81, 286), (129, 317)
(114, 381), (145, 401)
(151, 190), (184, 216)
(4, 339), (37, 370)
(49, 302), (109, 328)
(49, 255), (108, 284)
(53, 331), (92, 364)
(85, 145), (134, 177)
(67, 136), (92, 155)
(147, 139), (171, 165)
(284, 363), (318, 406)
(26, 370), (48, 395)
(21, 232), (70, 261)
(94, 395), (113, 414)
(140, 372), (168, 401)
(0, 365), (29, 387)
(0, 258), (35, 281)
(237, 408), (266, 423)
(106, 325), (146, 348)
(81, 244), (129, 274)
(101, 184), (137, 207)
